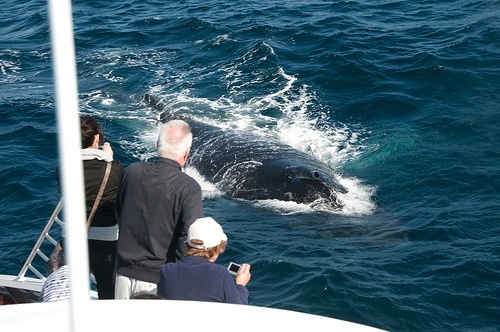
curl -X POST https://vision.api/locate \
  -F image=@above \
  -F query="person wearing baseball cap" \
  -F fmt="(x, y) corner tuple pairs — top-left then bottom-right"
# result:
(157, 217), (251, 304)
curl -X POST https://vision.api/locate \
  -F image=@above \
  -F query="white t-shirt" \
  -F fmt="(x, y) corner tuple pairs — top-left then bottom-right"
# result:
(39, 265), (70, 302)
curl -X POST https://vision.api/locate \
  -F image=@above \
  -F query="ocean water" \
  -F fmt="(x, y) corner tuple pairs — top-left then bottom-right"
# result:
(1, 0), (499, 330)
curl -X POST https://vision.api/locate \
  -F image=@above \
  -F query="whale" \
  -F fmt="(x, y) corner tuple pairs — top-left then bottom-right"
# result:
(144, 94), (347, 209)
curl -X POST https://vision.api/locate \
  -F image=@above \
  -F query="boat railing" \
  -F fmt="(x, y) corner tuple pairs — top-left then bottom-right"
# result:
(16, 198), (95, 284)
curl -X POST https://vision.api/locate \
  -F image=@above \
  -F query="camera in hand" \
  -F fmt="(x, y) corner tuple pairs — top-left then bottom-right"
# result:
(227, 262), (240, 275)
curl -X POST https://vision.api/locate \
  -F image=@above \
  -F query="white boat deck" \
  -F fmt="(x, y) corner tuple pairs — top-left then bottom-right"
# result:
(0, 297), (384, 331)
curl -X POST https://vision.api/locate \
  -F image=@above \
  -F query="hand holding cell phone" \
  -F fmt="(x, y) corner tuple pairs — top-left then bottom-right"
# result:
(235, 263), (251, 287)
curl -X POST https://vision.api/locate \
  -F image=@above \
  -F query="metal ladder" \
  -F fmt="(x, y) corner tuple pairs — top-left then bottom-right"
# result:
(17, 198), (96, 284)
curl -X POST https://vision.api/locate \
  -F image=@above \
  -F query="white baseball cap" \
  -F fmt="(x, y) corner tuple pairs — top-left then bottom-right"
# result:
(187, 217), (228, 249)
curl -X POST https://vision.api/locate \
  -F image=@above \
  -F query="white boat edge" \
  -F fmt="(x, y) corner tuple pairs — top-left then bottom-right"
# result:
(0, 275), (44, 293)
(0, 297), (384, 331)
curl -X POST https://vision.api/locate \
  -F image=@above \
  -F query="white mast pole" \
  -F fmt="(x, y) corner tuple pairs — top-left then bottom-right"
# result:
(47, 0), (90, 331)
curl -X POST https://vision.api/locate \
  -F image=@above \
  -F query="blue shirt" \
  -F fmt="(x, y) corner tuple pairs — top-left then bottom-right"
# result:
(157, 256), (249, 304)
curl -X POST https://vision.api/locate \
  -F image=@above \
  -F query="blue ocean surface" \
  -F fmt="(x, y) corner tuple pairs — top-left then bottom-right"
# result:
(1, 0), (499, 331)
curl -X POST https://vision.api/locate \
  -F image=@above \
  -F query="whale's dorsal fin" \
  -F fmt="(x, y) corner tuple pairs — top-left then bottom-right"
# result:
(143, 94), (165, 111)
(143, 93), (179, 122)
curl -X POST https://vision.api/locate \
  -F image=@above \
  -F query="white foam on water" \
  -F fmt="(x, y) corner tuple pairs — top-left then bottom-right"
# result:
(184, 166), (222, 199)
(335, 176), (376, 216)
(102, 98), (115, 106)
(80, 46), (376, 216)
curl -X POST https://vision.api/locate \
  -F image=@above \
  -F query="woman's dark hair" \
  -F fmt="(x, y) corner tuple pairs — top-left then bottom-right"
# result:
(80, 115), (104, 148)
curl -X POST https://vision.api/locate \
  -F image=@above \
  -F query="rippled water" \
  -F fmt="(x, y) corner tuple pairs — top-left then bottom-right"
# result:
(1, 1), (499, 331)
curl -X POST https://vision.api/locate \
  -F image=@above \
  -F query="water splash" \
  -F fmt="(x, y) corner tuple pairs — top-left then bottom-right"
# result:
(77, 42), (376, 215)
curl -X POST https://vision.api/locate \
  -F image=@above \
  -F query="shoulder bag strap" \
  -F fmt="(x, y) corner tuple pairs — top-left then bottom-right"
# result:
(86, 161), (112, 230)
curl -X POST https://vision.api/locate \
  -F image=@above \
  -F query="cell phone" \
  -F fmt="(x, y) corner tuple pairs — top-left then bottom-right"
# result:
(227, 262), (241, 275)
